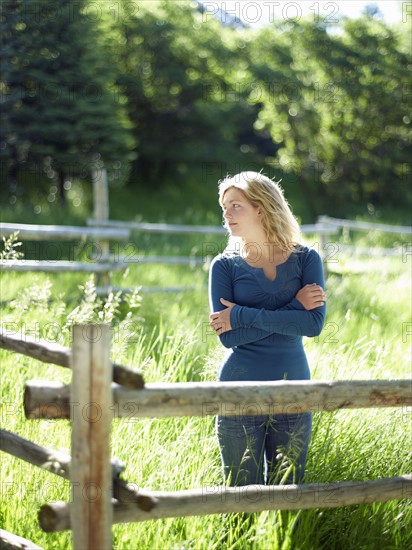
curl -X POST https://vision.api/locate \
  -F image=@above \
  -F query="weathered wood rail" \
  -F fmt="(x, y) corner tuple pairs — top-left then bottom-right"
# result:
(0, 429), (154, 511)
(318, 215), (412, 234)
(0, 259), (125, 273)
(38, 474), (412, 530)
(0, 223), (129, 276)
(0, 529), (44, 550)
(1, 324), (411, 550)
(23, 379), (412, 419)
(0, 429), (122, 480)
(0, 327), (144, 389)
(0, 223), (130, 241)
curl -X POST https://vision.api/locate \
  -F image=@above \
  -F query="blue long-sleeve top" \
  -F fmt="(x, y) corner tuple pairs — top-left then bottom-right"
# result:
(208, 245), (326, 382)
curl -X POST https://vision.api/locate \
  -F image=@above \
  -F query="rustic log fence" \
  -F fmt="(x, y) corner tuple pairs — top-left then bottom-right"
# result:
(0, 323), (411, 549)
(0, 223), (130, 276)
(2, 169), (411, 294)
(318, 215), (412, 235)
(0, 220), (337, 281)
(86, 169), (411, 261)
(0, 218), (337, 295)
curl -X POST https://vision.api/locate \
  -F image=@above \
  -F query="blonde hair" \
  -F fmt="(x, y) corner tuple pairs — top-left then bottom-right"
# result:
(218, 171), (302, 251)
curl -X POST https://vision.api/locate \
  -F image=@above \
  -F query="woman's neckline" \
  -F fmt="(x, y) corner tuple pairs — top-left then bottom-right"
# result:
(238, 250), (296, 282)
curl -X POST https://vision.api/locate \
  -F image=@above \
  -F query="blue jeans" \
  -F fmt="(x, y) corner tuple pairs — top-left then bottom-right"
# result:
(217, 413), (312, 486)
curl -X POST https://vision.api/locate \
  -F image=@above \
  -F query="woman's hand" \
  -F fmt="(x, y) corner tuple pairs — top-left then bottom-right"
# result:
(209, 298), (236, 335)
(295, 284), (326, 310)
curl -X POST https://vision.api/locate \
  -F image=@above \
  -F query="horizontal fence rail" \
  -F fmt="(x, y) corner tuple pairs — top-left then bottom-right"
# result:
(0, 222), (130, 241)
(95, 285), (200, 296)
(39, 474), (412, 531)
(88, 218), (227, 234)
(318, 215), (412, 234)
(117, 255), (204, 265)
(333, 244), (406, 257)
(0, 260), (125, 273)
(0, 529), (44, 550)
(0, 429), (125, 481)
(0, 429), (156, 514)
(0, 222), (131, 282)
(0, 328), (144, 389)
(86, 218), (335, 236)
(24, 379), (412, 420)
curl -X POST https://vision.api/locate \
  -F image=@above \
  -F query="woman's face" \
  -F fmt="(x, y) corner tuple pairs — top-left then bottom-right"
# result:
(221, 187), (262, 239)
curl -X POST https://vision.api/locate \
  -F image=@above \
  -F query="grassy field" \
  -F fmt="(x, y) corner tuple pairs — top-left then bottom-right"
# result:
(0, 228), (411, 549)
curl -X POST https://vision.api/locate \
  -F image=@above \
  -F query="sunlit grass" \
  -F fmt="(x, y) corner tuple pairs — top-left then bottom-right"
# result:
(0, 235), (411, 549)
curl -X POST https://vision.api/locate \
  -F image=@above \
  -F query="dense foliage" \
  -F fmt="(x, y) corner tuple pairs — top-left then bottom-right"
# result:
(1, 0), (411, 218)
(0, 0), (134, 200)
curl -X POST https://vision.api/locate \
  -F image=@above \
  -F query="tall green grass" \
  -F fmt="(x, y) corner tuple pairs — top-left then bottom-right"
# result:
(0, 235), (411, 549)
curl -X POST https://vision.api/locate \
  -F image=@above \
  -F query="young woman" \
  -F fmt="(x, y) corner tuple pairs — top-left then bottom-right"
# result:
(208, 171), (326, 487)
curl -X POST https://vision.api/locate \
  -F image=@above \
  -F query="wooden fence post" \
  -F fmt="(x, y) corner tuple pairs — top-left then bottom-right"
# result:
(70, 324), (113, 550)
(317, 217), (333, 279)
(92, 169), (111, 288)
(319, 230), (329, 279)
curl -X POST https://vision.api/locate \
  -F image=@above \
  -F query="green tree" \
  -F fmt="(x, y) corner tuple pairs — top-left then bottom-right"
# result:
(95, 0), (267, 188)
(1, 0), (134, 203)
(250, 16), (411, 217)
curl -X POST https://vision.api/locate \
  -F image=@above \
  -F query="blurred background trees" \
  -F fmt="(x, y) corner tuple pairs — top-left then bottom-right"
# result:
(1, 0), (410, 221)
(1, 0), (134, 204)
(250, 16), (411, 218)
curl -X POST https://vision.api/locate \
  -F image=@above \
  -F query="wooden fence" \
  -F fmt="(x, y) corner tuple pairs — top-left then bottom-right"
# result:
(0, 168), (335, 291)
(0, 223), (130, 275)
(0, 324), (411, 549)
(2, 169), (411, 293)
(0, 218), (337, 293)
